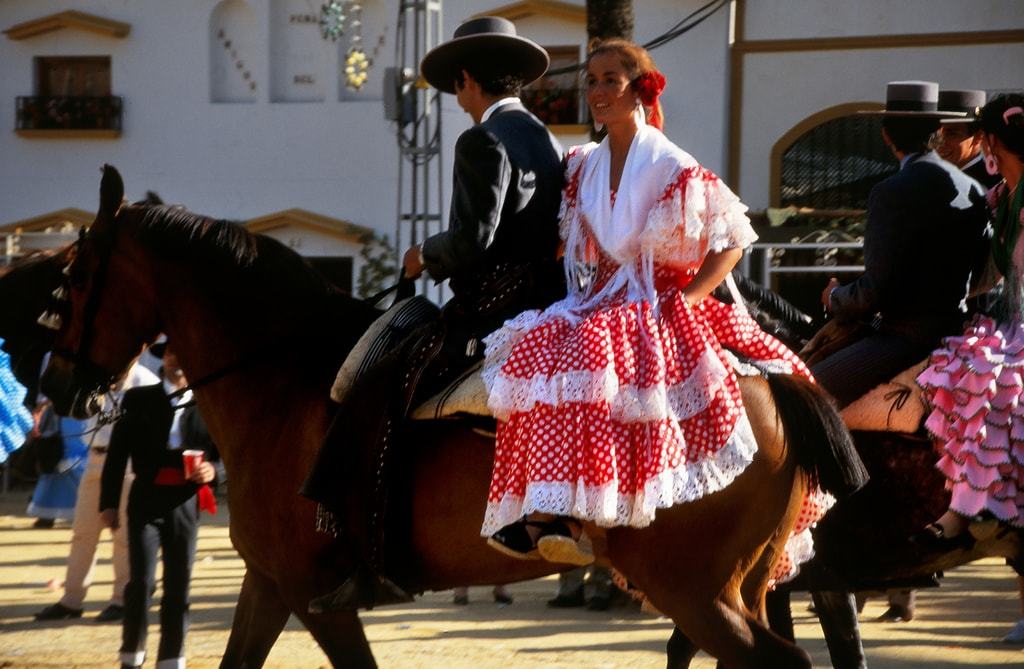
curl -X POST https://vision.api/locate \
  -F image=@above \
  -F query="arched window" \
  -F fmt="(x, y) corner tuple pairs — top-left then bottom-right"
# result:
(770, 102), (894, 210)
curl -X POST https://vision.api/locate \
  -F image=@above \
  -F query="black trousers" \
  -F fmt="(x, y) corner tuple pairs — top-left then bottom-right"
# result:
(121, 496), (198, 666)
(810, 331), (934, 408)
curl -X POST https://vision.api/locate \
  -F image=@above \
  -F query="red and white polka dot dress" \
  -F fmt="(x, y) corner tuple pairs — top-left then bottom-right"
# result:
(481, 138), (831, 584)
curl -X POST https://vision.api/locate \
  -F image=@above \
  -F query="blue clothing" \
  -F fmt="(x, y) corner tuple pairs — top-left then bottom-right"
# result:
(0, 338), (33, 464)
(27, 414), (90, 520)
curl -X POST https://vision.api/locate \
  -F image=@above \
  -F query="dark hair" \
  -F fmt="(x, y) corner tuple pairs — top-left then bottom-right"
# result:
(882, 116), (942, 154)
(979, 92), (1024, 160)
(453, 68), (525, 97)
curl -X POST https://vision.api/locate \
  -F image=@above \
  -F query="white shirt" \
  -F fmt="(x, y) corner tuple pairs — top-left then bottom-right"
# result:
(481, 96), (520, 123)
(89, 362), (161, 447)
(162, 379), (192, 450)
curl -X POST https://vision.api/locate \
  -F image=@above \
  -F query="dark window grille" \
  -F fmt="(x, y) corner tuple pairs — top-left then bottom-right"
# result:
(780, 114), (895, 210)
(521, 87), (589, 125)
(16, 96), (123, 131)
(523, 45), (590, 126)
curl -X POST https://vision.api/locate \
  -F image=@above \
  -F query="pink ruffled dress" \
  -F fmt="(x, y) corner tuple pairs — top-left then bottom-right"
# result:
(481, 124), (833, 583)
(918, 182), (1024, 525)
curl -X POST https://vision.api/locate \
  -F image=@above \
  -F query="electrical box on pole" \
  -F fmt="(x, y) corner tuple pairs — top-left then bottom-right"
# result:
(388, 0), (444, 304)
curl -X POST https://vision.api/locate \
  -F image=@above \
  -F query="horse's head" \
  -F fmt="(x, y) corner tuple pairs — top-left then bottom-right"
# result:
(0, 246), (74, 399)
(40, 165), (162, 417)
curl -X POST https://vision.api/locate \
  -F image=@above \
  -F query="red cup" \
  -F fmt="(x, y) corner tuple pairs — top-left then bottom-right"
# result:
(182, 450), (204, 478)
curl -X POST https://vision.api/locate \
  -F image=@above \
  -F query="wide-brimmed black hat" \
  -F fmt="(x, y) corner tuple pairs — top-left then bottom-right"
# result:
(938, 88), (986, 124)
(858, 81), (967, 118)
(420, 16), (549, 94)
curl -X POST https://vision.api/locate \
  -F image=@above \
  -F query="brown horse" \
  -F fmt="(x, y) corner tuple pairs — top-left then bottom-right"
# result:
(40, 166), (862, 668)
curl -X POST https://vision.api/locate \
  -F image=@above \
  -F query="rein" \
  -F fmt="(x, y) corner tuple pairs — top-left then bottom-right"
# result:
(362, 271), (415, 306)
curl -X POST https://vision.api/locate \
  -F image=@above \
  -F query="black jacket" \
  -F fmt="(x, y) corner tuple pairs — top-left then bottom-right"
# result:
(421, 101), (563, 293)
(99, 384), (218, 519)
(831, 151), (989, 346)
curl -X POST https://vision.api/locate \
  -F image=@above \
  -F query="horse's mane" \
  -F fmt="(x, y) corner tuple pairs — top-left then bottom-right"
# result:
(128, 204), (262, 268)
(117, 204), (381, 358)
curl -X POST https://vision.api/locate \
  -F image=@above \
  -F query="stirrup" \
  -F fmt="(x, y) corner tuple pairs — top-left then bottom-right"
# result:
(308, 566), (413, 613)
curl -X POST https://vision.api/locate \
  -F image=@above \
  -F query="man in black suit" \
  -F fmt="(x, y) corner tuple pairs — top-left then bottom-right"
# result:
(404, 15), (565, 329)
(814, 81), (990, 408)
(303, 17), (564, 613)
(938, 88), (1003, 190)
(100, 343), (218, 669)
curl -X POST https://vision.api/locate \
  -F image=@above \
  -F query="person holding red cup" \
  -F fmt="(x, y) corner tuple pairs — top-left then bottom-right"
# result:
(100, 341), (220, 669)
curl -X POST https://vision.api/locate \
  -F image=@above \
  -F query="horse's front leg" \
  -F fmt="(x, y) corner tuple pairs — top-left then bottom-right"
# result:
(293, 608), (376, 669)
(221, 568), (291, 669)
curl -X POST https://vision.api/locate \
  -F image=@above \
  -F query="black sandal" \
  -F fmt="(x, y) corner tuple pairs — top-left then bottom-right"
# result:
(487, 520), (548, 560)
(908, 522), (976, 553)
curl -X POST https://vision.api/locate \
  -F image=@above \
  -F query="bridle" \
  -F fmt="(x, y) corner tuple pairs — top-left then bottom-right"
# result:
(42, 222), (294, 411)
(47, 226), (122, 396)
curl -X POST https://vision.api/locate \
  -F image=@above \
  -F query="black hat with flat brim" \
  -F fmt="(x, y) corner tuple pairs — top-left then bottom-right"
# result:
(420, 16), (549, 94)
(938, 88), (986, 124)
(858, 81), (968, 118)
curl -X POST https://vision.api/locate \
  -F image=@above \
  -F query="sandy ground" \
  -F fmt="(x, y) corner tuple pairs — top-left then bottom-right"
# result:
(0, 490), (1022, 669)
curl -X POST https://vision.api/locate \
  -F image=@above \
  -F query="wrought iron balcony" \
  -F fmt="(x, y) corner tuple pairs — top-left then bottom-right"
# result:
(16, 95), (123, 132)
(522, 87), (589, 126)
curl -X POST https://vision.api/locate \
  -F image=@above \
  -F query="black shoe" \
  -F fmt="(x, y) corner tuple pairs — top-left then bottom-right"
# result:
(493, 591), (513, 605)
(308, 566), (414, 613)
(547, 590), (585, 608)
(33, 518), (55, 529)
(95, 604), (124, 622)
(34, 603), (83, 621)
(908, 523), (976, 554)
(875, 605), (913, 623)
(587, 594), (612, 611)
(453, 593), (469, 606)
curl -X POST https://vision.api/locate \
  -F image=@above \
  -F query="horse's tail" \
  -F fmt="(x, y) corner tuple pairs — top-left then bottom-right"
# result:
(767, 373), (868, 499)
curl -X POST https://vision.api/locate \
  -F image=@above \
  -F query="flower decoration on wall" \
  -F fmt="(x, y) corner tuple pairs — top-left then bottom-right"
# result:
(345, 47), (369, 90)
(319, 0), (346, 41)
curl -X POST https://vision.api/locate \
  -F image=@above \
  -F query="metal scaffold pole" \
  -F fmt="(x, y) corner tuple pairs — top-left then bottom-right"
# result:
(386, 0), (444, 304)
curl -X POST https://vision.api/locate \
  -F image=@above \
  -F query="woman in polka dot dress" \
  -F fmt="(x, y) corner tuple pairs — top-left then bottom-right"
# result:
(481, 39), (831, 581)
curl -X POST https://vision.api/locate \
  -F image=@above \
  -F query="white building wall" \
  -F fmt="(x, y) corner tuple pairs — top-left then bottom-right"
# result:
(744, 0), (1023, 40)
(1, 0), (1021, 245)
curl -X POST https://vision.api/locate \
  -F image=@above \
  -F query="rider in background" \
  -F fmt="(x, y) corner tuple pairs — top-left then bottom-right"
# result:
(815, 81), (989, 407)
(915, 93), (1024, 642)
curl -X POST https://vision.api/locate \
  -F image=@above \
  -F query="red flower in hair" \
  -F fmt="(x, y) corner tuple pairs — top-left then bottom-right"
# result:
(634, 70), (666, 106)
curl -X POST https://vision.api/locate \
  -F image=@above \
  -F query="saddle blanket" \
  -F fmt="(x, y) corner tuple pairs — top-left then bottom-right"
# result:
(840, 360), (928, 434)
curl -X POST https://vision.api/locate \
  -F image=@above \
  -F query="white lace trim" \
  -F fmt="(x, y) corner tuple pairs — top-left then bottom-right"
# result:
(722, 349), (798, 378)
(773, 489), (837, 586)
(639, 166), (757, 269)
(480, 412), (759, 535)
(485, 344), (731, 423)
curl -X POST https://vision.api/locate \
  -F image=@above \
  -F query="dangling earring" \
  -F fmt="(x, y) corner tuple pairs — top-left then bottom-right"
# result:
(984, 150), (1000, 176)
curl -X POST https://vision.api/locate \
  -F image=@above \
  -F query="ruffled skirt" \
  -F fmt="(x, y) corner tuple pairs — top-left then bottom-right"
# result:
(481, 284), (814, 533)
(918, 316), (1024, 525)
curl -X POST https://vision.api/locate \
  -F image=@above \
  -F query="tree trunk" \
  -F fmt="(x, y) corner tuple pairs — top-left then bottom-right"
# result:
(586, 0), (634, 44)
